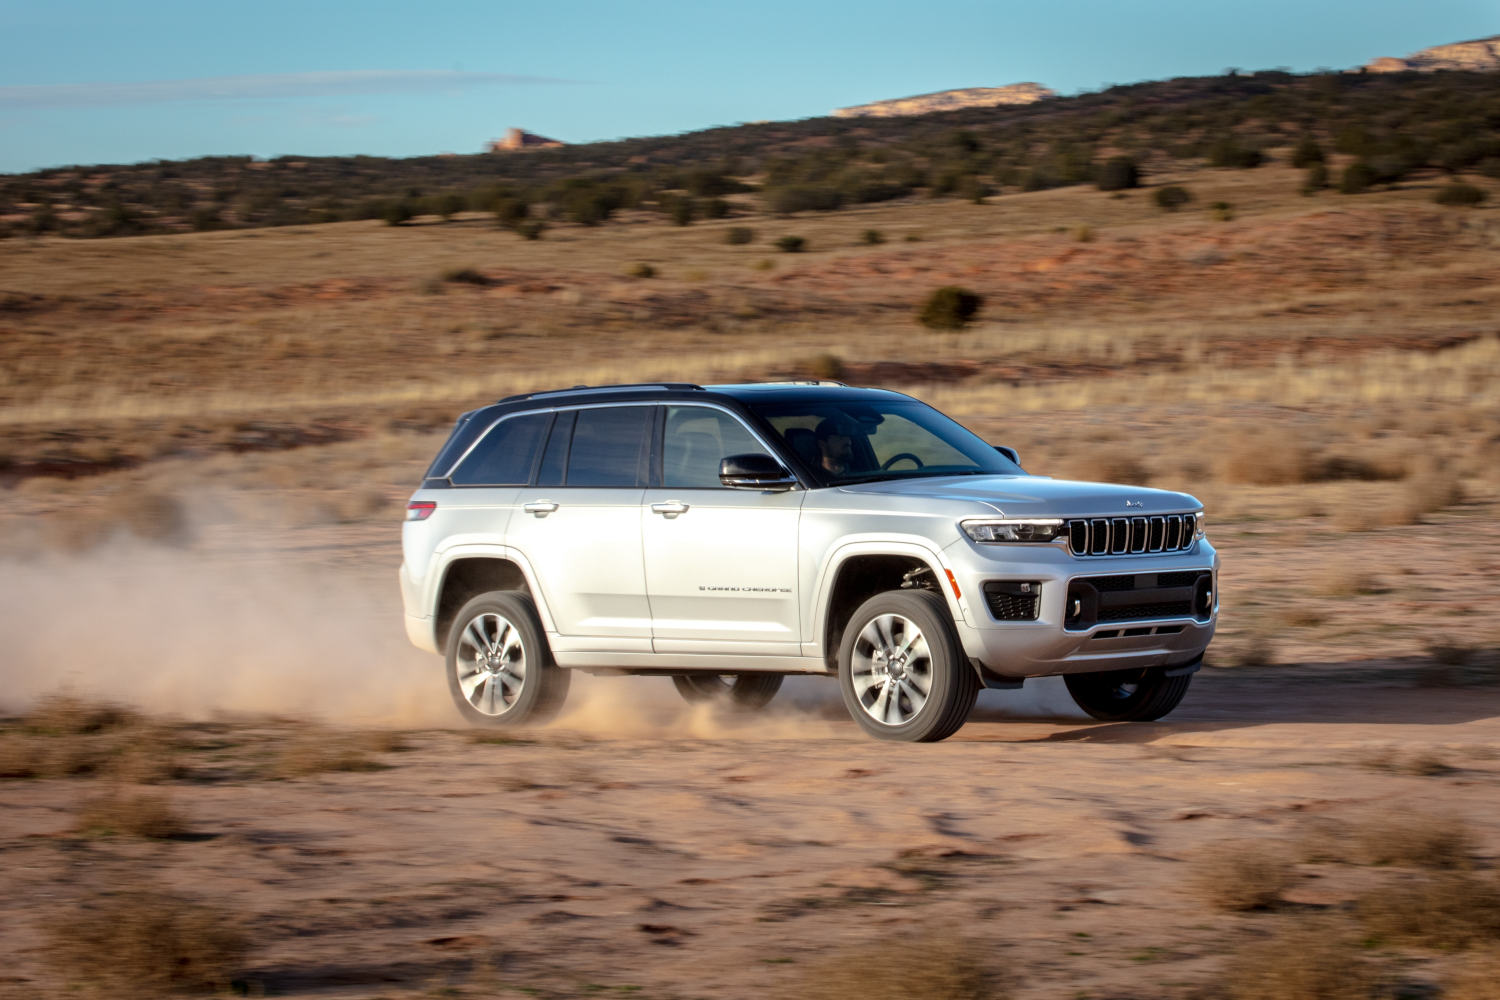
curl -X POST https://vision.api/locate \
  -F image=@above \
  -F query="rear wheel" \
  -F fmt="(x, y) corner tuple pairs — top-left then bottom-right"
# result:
(837, 589), (978, 742)
(671, 673), (783, 710)
(1063, 666), (1191, 722)
(445, 591), (570, 728)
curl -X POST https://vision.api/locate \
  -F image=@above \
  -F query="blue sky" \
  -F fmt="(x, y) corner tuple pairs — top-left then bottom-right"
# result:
(0, 0), (1492, 174)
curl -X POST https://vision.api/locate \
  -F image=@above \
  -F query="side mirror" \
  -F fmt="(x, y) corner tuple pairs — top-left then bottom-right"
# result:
(720, 453), (797, 491)
(994, 445), (1021, 467)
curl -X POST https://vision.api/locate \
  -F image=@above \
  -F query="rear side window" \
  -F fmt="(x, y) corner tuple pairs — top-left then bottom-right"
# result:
(449, 412), (550, 485)
(565, 406), (652, 487)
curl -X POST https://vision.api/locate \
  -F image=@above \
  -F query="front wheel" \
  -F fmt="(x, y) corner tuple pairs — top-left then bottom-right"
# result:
(445, 591), (570, 728)
(837, 589), (978, 742)
(671, 673), (783, 710)
(1063, 667), (1191, 722)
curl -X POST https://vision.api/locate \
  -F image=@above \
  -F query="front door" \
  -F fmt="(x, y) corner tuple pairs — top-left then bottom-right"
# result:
(642, 405), (803, 654)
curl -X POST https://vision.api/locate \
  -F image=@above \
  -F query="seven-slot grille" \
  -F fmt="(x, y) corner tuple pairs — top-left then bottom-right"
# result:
(1066, 514), (1196, 557)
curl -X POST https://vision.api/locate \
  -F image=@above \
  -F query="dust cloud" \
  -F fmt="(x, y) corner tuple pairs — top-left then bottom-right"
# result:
(0, 526), (1081, 732)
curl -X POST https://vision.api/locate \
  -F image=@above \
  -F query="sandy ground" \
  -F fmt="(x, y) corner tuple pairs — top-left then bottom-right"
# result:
(2, 515), (1498, 1000)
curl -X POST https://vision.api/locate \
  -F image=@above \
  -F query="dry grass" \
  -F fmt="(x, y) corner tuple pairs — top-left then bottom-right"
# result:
(1356, 870), (1500, 949)
(76, 789), (189, 839)
(267, 729), (402, 778)
(1223, 916), (1374, 1000)
(790, 930), (1003, 1000)
(1188, 839), (1297, 911)
(1, 698), (186, 782)
(1354, 813), (1478, 869)
(1446, 949), (1500, 1000)
(43, 882), (247, 995)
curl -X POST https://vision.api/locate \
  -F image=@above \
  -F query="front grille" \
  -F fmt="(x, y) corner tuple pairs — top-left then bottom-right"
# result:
(1066, 513), (1197, 557)
(1064, 571), (1213, 630)
(1099, 600), (1195, 622)
(983, 581), (1041, 622)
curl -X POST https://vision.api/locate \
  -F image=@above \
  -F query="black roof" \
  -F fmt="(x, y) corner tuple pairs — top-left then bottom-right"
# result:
(424, 381), (913, 480)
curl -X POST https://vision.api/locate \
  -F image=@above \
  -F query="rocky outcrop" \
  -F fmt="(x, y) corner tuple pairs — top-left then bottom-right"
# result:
(833, 83), (1054, 118)
(1364, 36), (1500, 73)
(487, 128), (565, 153)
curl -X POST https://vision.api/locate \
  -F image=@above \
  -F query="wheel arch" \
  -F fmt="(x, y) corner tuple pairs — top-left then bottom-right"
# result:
(812, 541), (962, 669)
(430, 545), (554, 651)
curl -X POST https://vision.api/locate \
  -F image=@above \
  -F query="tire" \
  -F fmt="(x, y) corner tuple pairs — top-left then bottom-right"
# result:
(837, 589), (978, 742)
(671, 673), (783, 710)
(1063, 666), (1192, 722)
(444, 591), (570, 728)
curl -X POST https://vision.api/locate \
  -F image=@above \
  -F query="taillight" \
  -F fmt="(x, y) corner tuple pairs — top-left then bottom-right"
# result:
(406, 500), (437, 521)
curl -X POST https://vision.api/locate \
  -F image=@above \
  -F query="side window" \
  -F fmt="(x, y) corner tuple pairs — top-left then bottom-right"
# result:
(663, 406), (765, 488)
(565, 406), (652, 487)
(449, 412), (550, 486)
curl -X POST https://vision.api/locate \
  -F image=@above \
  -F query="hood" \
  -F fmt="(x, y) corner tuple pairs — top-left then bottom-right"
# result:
(836, 474), (1201, 518)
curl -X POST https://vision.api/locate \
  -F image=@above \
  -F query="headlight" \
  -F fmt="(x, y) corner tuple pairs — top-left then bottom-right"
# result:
(962, 519), (1065, 544)
(1195, 511), (1206, 538)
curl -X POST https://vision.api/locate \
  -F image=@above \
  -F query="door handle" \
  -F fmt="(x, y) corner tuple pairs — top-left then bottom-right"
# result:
(523, 500), (559, 516)
(650, 501), (690, 518)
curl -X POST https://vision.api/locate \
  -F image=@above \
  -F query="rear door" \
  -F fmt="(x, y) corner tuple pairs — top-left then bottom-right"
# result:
(507, 405), (654, 650)
(642, 404), (803, 653)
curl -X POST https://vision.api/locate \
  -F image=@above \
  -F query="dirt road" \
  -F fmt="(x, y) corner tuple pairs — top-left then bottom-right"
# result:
(4, 663), (1497, 999)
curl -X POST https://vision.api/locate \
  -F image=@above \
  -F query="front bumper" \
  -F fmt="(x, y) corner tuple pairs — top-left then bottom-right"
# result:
(945, 537), (1219, 679)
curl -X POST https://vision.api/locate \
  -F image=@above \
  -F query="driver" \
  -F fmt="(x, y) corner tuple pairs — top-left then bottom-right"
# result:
(814, 417), (858, 476)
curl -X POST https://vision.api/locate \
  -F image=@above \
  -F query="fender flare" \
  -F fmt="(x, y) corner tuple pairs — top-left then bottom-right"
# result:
(426, 542), (559, 641)
(808, 537), (966, 660)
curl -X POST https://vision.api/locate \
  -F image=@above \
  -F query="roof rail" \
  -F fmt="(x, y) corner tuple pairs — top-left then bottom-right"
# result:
(495, 382), (705, 404)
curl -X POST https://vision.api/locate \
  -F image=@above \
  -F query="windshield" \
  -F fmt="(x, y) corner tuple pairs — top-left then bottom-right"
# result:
(747, 398), (1023, 486)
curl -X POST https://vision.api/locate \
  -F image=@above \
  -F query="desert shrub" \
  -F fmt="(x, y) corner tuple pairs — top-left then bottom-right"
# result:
(1373, 454), (1465, 525)
(752, 258), (776, 271)
(1223, 916), (1373, 1000)
(44, 884), (247, 995)
(1215, 431), (1313, 485)
(957, 175), (992, 203)
(1357, 870), (1500, 948)
(1355, 812), (1476, 868)
(793, 929), (1003, 1000)
(765, 184), (843, 214)
(1211, 200), (1235, 222)
(190, 206), (224, 231)
(669, 196), (694, 226)
(269, 730), (397, 778)
(1291, 135), (1326, 168)
(382, 199), (414, 226)
(1302, 163), (1329, 195)
(494, 196), (529, 229)
(724, 226), (754, 245)
(861, 228), (885, 245)
(804, 353), (846, 380)
(1339, 161), (1377, 194)
(1189, 840), (1296, 911)
(25, 694), (139, 735)
(1208, 137), (1265, 168)
(1154, 185), (1193, 211)
(627, 262), (656, 279)
(775, 235), (807, 253)
(1096, 156), (1141, 191)
(515, 220), (546, 240)
(77, 791), (188, 839)
(918, 286), (983, 331)
(703, 197), (731, 219)
(1435, 183), (1488, 207)
(1073, 224), (1094, 242)
(441, 267), (490, 286)
(434, 191), (466, 220)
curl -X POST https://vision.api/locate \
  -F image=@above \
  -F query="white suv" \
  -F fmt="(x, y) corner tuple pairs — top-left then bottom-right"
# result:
(400, 382), (1217, 742)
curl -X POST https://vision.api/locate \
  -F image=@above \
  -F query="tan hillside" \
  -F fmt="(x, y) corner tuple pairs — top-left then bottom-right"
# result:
(832, 82), (1054, 118)
(1365, 34), (1500, 73)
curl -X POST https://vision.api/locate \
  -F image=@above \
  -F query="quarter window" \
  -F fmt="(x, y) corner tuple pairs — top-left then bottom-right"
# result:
(449, 412), (550, 485)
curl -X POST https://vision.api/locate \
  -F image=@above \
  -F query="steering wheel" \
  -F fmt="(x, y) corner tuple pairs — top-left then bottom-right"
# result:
(880, 452), (925, 471)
